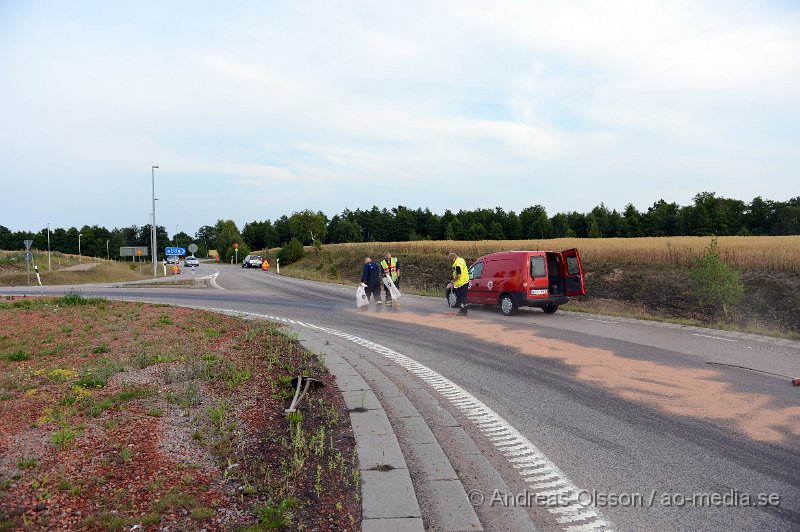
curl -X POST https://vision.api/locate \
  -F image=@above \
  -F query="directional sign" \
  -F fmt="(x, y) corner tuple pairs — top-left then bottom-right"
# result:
(165, 247), (186, 256)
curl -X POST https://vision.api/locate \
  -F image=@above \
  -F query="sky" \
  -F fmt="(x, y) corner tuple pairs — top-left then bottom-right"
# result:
(1, 0), (798, 238)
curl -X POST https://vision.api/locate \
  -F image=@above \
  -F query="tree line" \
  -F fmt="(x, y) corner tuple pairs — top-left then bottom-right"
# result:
(239, 192), (800, 250)
(1, 193), (798, 260)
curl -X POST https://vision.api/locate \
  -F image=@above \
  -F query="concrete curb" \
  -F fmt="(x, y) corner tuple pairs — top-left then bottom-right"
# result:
(295, 330), (425, 531)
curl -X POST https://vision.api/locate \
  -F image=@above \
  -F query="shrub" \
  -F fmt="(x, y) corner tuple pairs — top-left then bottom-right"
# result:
(689, 238), (744, 317)
(278, 238), (305, 266)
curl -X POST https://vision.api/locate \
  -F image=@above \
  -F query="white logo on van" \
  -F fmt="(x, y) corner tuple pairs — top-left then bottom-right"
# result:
(531, 289), (547, 295)
(487, 281), (493, 290)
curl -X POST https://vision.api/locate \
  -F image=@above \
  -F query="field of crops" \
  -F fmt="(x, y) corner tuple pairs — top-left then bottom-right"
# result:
(325, 236), (800, 272)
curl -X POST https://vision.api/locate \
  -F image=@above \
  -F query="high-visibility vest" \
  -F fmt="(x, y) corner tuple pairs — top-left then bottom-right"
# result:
(452, 257), (469, 288)
(380, 257), (398, 281)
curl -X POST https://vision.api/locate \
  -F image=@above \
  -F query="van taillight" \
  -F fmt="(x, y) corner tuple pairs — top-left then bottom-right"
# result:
(523, 282), (528, 289)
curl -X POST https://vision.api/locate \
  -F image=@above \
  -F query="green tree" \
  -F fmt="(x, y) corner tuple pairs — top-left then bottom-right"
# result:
(688, 238), (744, 317)
(214, 220), (249, 262)
(288, 210), (328, 245)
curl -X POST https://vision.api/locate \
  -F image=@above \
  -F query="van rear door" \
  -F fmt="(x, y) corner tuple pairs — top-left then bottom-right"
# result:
(560, 249), (586, 296)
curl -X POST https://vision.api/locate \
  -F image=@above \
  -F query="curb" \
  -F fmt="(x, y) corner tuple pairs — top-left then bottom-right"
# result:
(294, 327), (483, 531)
(295, 329), (425, 531)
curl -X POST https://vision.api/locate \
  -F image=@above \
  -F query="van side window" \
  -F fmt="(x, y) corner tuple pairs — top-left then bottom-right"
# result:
(469, 262), (484, 280)
(566, 256), (580, 275)
(530, 256), (546, 277)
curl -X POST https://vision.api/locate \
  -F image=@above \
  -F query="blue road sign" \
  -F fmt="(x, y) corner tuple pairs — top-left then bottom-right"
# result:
(165, 247), (186, 256)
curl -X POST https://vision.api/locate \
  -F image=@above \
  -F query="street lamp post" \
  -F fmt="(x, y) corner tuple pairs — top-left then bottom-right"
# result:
(46, 222), (51, 271)
(78, 233), (82, 263)
(175, 224), (179, 247)
(151, 165), (159, 277)
(106, 240), (110, 260)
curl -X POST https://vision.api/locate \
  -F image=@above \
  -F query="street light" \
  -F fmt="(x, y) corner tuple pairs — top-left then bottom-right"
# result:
(78, 233), (82, 264)
(151, 165), (159, 277)
(106, 240), (110, 260)
(46, 222), (51, 271)
(174, 224), (179, 247)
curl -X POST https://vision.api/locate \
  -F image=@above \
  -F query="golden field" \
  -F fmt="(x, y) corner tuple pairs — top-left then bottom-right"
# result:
(324, 236), (800, 271)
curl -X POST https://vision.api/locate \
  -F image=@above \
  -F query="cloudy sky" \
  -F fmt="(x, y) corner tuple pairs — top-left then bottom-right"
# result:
(1, 1), (798, 237)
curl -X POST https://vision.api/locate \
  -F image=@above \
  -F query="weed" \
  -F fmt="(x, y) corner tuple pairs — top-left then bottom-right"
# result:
(191, 507), (214, 521)
(51, 425), (77, 450)
(91, 345), (109, 354)
(3, 349), (28, 362)
(57, 292), (105, 307)
(224, 366), (252, 388)
(145, 408), (163, 417)
(47, 368), (78, 383)
(208, 401), (228, 434)
(76, 358), (124, 388)
(120, 447), (133, 463)
(253, 497), (298, 529)
(202, 327), (222, 339)
(151, 491), (197, 513)
(17, 457), (38, 469)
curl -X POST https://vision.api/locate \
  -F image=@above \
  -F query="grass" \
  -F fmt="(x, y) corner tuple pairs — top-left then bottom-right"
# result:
(313, 235), (800, 272)
(0, 251), (161, 286)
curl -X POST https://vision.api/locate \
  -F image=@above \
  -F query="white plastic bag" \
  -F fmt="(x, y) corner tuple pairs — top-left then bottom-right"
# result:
(356, 283), (369, 308)
(382, 276), (401, 300)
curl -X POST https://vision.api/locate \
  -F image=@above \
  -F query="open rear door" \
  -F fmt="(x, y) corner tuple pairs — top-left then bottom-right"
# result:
(560, 248), (586, 296)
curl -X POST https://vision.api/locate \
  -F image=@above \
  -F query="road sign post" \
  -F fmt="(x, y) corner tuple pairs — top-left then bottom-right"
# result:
(24, 240), (33, 286)
(234, 243), (239, 265)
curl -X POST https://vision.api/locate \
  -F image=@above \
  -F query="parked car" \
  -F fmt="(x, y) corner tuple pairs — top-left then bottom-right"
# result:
(446, 249), (585, 315)
(242, 255), (263, 268)
(184, 256), (199, 267)
(166, 256), (180, 265)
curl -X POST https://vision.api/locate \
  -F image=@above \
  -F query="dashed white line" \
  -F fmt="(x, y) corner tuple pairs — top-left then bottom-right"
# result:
(692, 333), (738, 342)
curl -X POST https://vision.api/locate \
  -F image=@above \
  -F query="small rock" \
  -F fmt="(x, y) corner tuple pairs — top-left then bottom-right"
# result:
(35, 503), (46, 512)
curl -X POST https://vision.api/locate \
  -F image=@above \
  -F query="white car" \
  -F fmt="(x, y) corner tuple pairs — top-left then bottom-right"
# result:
(242, 255), (263, 268)
(184, 256), (199, 267)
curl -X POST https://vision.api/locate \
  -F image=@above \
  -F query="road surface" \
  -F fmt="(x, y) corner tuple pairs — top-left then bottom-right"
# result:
(2, 265), (798, 531)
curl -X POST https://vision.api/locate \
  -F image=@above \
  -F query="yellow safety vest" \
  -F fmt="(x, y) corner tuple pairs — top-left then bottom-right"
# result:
(380, 257), (398, 281)
(452, 257), (469, 288)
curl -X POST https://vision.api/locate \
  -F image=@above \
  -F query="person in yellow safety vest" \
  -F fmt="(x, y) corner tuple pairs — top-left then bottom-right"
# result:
(448, 252), (469, 316)
(380, 253), (400, 310)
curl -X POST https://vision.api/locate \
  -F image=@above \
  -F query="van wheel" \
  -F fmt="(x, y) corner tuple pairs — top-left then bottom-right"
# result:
(500, 295), (517, 316)
(542, 304), (558, 314)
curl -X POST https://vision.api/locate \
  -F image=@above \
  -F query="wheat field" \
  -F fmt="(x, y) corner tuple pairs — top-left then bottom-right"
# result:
(323, 236), (800, 272)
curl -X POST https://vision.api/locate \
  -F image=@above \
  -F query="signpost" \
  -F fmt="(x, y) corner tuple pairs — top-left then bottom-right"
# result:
(234, 243), (239, 265)
(24, 240), (33, 286)
(165, 247), (186, 256)
(188, 243), (198, 255)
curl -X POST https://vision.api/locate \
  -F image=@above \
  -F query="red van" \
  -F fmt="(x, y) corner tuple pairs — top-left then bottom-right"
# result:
(446, 250), (586, 315)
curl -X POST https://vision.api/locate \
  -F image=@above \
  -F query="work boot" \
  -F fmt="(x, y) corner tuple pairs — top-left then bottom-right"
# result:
(457, 307), (468, 316)
(375, 302), (383, 313)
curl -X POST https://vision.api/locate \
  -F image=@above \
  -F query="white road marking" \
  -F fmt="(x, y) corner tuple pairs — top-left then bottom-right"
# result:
(692, 333), (738, 342)
(179, 306), (613, 531)
(586, 318), (617, 324)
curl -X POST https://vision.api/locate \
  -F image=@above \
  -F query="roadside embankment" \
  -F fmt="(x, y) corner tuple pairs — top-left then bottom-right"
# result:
(262, 237), (800, 337)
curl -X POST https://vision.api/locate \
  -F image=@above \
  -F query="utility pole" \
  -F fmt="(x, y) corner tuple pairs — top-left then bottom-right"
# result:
(151, 165), (159, 277)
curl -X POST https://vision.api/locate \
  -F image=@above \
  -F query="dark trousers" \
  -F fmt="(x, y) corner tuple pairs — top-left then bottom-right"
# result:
(366, 284), (382, 306)
(455, 284), (468, 310)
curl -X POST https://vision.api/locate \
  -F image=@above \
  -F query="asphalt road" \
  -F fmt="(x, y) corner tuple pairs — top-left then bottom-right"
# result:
(3, 265), (799, 531)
